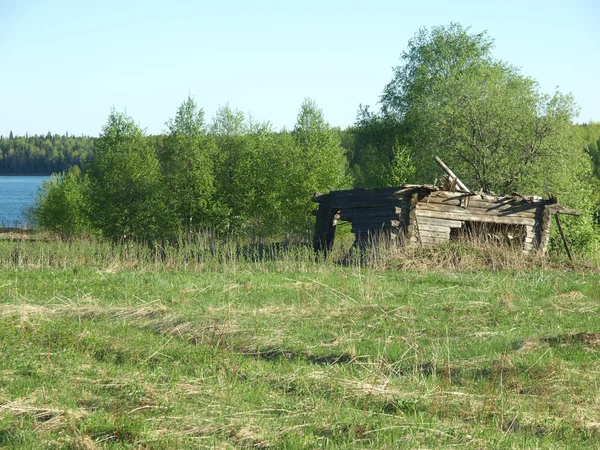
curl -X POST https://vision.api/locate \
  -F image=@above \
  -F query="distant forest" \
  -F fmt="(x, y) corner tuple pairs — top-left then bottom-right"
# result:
(0, 132), (93, 175)
(2, 123), (599, 180)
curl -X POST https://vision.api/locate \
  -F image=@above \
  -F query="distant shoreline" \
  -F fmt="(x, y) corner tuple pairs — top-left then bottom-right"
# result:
(0, 173), (51, 177)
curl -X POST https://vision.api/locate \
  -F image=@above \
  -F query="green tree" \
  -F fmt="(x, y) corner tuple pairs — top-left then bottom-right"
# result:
(210, 107), (293, 238)
(210, 105), (248, 231)
(348, 107), (413, 188)
(230, 120), (289, 238)
(28, 167), (90, 238)
(284, 99), (350, 233)
(87, 110), (166, 241)
(380, 23), (598, 251)
(160, 96), (217, 233)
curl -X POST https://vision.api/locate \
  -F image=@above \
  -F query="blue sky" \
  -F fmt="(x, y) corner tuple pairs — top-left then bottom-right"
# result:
(1, 0), (599, 137)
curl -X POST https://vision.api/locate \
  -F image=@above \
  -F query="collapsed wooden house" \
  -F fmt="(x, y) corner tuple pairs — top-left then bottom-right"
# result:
(312, 158), (580, 255)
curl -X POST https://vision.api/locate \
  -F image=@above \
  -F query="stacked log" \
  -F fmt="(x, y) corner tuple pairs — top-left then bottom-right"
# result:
(313, 184), (575, 255)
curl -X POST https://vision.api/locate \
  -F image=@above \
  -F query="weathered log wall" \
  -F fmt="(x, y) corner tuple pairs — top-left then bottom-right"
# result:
(312, 185), (572, 255)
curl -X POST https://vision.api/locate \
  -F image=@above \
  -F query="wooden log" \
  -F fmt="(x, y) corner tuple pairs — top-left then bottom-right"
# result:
(418, 223), (452, 233)
(419, 231), (450, 241)
(537, 207), (551, 254)
(420, 237), (449, 244)
(435, 156), (470, 192)
(328, 199), (409, 209)
(417, 201), (539, 218)
(421, 195), (543, 213)
(431, 190), (545, 204)
(338, 205), (404, 217)
(547, 205), (581, 216)
(554, 214), (573, 261)
(340, 210), (404, 222)
(415, 215), (463, 228)
(419, 228), (451, 237)
(419, 235), (450, 244)
(326, 192), (410, 205)
(327, 185), (433, 200)
(415, 208), (537, 226)
(407, 193), (420, 245)
(351, 220), (403, 232)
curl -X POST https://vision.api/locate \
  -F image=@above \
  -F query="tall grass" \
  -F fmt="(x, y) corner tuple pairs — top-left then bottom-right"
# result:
(0, 230), (595, 273)
(1, 230), (600, 448)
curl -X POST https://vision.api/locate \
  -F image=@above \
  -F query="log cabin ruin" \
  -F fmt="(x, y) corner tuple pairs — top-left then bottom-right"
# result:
(312, 157), (580, 255)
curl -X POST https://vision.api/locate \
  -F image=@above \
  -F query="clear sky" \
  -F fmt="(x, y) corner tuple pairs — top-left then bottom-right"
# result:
(1, 0), (599, 137)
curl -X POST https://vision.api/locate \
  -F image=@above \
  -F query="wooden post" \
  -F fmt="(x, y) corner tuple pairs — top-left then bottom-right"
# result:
(535, 206), (551, 255)
(554, 214), (573, 261)
(407, 192), (421, 246)
(313, 203), (337, 254)
(435, 156), (471, 193)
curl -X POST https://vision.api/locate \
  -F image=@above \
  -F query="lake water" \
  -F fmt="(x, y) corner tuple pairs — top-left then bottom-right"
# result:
(0, 176), (49, 227)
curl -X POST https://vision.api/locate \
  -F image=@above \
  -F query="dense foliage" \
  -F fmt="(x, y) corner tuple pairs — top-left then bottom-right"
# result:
(30, 99), (349, 241)
(21, 23), (600, 251)
(355, 23), (600, 251)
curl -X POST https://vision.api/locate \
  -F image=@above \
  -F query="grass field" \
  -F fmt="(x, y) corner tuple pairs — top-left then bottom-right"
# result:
(1, 236), (599, 448)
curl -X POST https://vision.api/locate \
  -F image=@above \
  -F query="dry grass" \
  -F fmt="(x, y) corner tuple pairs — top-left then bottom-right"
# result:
(1, 229), (597, 274)
(1, 237), (599, 448)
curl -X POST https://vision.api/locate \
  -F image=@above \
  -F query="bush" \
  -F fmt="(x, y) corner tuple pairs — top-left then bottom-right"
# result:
(28, 168), (90, 238)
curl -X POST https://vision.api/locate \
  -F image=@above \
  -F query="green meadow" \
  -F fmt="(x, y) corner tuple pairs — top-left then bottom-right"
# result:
(1, 237), (599, 448)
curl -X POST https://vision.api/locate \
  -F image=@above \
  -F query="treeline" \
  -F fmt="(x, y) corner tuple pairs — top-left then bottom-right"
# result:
(0, 132), (93, 174)
(27, 23), (600, 251)
(5, 121), (600, 184)
(31, 99), (349, 241)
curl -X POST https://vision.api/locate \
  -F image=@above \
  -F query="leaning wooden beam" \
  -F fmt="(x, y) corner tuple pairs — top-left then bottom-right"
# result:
(435, 156), (471, 193)
(554, 214), (573, 261)
(547, 205), (582, 216)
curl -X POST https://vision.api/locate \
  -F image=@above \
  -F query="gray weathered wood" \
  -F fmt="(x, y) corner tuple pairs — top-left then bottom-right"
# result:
(415, 208), (537, 226)
(435, 156), (470, 193)
(421, 194), (542, 213)
(418, 223), (452, 233)
(419, 231), (450, 239)
(417, 202), (539, 218)
(416, 216), (463, 228)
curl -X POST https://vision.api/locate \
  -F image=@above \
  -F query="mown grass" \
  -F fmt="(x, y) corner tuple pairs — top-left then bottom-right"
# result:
(1, 234), (599, 448)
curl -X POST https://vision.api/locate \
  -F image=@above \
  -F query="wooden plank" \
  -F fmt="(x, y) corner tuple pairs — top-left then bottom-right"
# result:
(415, 215), (463, 228)
(339, 206), (404, 217)
(421, 195), (543, 213)
(420, 236), (450, 245)
(417, 202), (539, 218)
(407, 193), (420, 244)
(547, 205), (581, 216)
(415, 208), (536, 226)
(340, 208), (405, 222)
(351, 219), (402, 228)
(430, 190), (545, 204)
(326, 185), (433, 200)
(418, 223), (452, 233)
(328, 199), (408, 209)
(419, 230), (450, 238)
(537, 206), (551, 254)
(435, 156), (470, 192)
